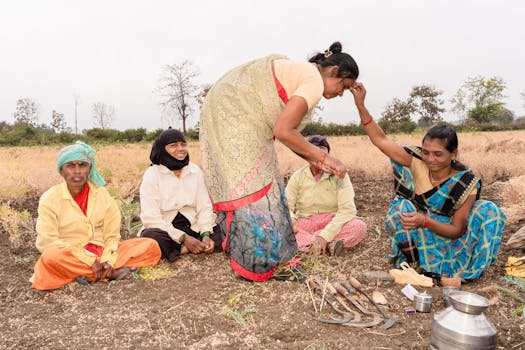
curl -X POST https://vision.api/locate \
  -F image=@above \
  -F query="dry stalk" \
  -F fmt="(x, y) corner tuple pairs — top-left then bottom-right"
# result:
(306, 279), (318, 314)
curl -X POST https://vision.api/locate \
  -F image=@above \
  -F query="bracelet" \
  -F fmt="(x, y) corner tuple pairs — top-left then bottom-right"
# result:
(180, 233), (186, 244)
(422, 214), (429, 228)
(361, 117), (373, 126)
(200, 231), (211, 239)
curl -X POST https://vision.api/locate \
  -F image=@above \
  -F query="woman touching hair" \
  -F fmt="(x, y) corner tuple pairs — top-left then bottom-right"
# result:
(349, 83), (506, 286)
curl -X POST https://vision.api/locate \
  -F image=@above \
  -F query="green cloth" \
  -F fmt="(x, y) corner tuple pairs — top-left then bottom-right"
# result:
(56, 141), (106, 187)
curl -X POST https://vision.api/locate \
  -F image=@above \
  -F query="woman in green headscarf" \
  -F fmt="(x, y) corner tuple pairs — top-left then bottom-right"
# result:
(31, 141), (161, 290)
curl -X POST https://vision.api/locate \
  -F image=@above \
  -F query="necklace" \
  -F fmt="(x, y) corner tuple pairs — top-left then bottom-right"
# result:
(429, 168), (452, 185)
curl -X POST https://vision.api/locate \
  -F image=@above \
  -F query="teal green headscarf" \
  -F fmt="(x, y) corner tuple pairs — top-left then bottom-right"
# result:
(56, 141), (106, 187)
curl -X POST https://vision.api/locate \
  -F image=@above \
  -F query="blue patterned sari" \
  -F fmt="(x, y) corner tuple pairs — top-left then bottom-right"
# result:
(386, 147), (506, 280)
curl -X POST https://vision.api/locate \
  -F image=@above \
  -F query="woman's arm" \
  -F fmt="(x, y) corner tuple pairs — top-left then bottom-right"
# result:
(273, 96), (347, 179)
(349, 83), (412, 167)
(401, 194), (476, 239)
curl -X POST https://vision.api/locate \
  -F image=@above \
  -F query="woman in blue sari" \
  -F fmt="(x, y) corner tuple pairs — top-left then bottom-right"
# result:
(349, 82), (506, 286)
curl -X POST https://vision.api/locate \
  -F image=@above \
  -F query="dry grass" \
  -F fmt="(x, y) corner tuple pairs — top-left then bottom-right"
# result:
(277, 130), (525, 184)
(1, 131), (524, 349)
(1, 130), (524, 203)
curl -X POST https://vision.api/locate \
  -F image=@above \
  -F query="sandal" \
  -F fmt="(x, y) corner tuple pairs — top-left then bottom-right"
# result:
(327, 240), (344, 257)
(76, 276), (92, 286)
(389, 262), (433, 287)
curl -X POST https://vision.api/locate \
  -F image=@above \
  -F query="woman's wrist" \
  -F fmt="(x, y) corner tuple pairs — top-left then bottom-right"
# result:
(422, 214), (429, 228)
(361, 117), (373, 126)
(200, 231), (212, 239)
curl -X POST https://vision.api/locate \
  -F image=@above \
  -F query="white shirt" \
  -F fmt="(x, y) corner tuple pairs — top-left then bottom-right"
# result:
(139, 162), (215, 243)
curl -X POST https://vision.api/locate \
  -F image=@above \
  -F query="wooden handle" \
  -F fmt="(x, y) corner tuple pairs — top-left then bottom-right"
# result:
(325, 282), (338, 296)
(349, 276), (363, 292)
(340, 280), (355, 294)
(333, 282), (349, 296)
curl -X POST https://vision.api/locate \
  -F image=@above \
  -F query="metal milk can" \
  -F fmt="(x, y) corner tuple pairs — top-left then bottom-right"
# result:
(430, 291), (497, 349)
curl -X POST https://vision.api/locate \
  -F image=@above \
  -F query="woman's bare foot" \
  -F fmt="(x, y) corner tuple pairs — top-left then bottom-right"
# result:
(111, 266), (138, 280)
(440, 275), (461, 288)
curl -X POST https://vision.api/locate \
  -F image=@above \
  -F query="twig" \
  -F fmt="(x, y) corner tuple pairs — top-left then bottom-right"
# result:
(306, 279), (318, 314)
(165, 300), (187, 313)
(319, 275), (329, 315)
(416, 330), (423, 341)
(375, 347), (393, 350)
(366, 330), (406, 336)
(512, 341), (525, 349)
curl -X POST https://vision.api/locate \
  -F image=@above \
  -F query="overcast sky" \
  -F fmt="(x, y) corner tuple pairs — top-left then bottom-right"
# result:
(1, 0), (524, 132)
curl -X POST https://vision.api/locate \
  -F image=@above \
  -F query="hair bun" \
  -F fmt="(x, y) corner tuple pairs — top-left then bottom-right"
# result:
(328, 42), (342, 54)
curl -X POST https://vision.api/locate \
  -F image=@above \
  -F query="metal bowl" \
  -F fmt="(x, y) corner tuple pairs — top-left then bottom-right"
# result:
(449, 291), (489, 315)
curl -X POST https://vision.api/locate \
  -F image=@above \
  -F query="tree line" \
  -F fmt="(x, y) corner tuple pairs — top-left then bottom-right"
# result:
(2, 60), (525, 146)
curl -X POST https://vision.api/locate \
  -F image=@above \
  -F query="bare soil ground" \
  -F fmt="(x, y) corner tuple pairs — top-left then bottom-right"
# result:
(1, 177), (524, 350)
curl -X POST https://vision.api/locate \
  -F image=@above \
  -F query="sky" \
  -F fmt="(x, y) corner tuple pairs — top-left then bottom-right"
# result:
(1, 0), (524, 132)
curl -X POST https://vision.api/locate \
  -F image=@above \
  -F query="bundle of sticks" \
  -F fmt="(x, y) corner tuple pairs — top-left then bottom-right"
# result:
(306, 276), (397, 329)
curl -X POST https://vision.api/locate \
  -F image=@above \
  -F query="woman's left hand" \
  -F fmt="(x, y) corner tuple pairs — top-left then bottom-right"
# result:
(400, 212), (425, 230)
(202, 236), (215, 253)
(349, 82), (366, 108)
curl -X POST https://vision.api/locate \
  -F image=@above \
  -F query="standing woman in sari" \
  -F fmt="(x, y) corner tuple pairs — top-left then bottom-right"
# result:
(349, 82), (506, 286)
(200, 42), (359, 281)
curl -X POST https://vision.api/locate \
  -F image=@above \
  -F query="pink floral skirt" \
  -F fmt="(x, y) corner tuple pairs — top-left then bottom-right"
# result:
(295, 213), (367, 251)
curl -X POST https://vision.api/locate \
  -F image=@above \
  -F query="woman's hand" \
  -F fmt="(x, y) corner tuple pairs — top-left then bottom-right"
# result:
(349, 82), (367, 108)
(308, 154), (347, 179)
(291, 218), (299, 233)
(309, 236), (328, 255)
(91, 260), (105, 282)
(400, 212), (425, 230)
(202, 236), (215, 253)
(183, 235), (205, 254)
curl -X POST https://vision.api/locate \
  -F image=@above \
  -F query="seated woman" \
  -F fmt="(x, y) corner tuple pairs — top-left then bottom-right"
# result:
(32, 141), (161, 290)
(286, 135), (367, 256)
(349, 82), (506, 286)
(139, 128), (221, 262)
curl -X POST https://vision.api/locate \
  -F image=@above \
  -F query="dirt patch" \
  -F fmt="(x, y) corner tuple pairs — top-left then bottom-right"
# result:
(1, 179), (524, 349)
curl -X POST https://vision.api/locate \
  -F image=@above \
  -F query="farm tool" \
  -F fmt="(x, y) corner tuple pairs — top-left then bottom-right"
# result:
(348, 276), (398, 330)
(307, 278), (382, 328)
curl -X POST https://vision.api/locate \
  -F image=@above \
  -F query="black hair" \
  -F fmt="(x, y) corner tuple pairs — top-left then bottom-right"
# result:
(422, 124), (467, 171)
(308, 42), (359, 79)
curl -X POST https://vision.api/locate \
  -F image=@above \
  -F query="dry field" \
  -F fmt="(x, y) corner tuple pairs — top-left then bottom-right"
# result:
(1, 130), (524, 349)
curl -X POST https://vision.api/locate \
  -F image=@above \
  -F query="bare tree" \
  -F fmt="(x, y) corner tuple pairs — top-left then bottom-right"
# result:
(13, 98), (40, 126)
(196, 83), (213, 109)
(51, 110), (66, 132)
(73, 94), (81, 134)
(92, 102), (115, 129)
(157, 60), (199, 132)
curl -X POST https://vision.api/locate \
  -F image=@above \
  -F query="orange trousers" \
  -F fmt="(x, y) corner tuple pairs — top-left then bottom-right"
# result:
(32, 238), (161, 290)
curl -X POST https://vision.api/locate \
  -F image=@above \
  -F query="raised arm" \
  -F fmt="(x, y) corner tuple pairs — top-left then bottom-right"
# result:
(273, 96), (346, 179)
(349, 83), (412, 167)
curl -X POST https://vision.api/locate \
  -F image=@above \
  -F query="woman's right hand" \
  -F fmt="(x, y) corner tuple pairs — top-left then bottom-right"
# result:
(183, 235), (205, 254)
(309, 154), (346, 179)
